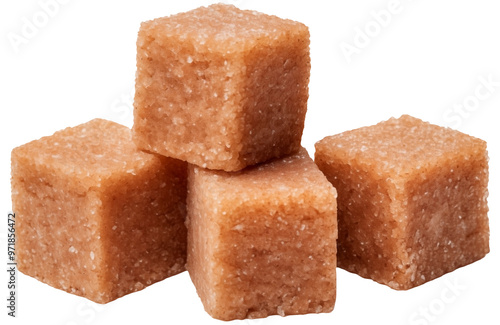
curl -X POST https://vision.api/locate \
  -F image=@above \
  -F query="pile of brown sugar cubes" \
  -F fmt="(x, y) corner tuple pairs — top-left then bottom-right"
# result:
(11, 4), (489, 321)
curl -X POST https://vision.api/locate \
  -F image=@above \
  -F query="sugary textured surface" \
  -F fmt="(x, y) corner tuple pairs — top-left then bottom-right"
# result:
(186, 148), (337, 320)
(133, 4), (310, 171)
(11, 119), (187, 303)
(315, 115), (489, 290)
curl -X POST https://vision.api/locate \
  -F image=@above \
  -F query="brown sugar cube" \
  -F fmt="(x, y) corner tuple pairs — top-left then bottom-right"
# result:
(133, 4), (310, 171)
(315, 115), (489, 290)
(11, 119), (187, 303)
(186, 148), (337, 320)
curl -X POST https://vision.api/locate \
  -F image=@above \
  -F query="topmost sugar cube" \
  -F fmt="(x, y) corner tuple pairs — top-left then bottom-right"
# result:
(133, 4), (310, 171)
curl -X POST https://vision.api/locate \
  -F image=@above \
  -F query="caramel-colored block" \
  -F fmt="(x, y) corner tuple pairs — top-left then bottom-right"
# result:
(186, 148), (337, 320)
(133, 4), (310, 171)
(315, 115), (489, 290)
(11, 119), (187, 303)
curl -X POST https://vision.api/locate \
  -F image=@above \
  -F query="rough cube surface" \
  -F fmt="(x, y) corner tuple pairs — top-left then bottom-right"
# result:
(11, 119), (187, 303)
(133, 4), (310, 171)
(315, 115), (489, 290)
(186, 148), (337, 320)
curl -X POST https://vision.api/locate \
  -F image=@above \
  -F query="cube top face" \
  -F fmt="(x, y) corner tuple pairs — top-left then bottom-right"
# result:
(315, 115), (487, 178)
(133, 4), (310, 171)
(12, 119), (158, 192)
(140, 4), (307, 53)
(192, 148), (337, 212)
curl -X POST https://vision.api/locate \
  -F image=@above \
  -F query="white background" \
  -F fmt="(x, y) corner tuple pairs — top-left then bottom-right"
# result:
(1, 0), (499, 324)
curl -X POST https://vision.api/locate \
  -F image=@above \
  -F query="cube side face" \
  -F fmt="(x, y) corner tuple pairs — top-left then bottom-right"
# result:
(186, 166), (220, 315)
(187, 161), (337, 320)
(98, 157), (187, 302)
(404, 150), (489, 288)
(238, 27), (310, 166)
(213, 201), (337, 320)
(314, 152), (408, 287)
(133, 25), (245, 171)
(11, 150), (103, 301)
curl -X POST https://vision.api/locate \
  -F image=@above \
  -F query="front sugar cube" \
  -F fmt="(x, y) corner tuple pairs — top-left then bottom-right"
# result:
(186, 148), (337, 320)
(315, 115), (489, 290)
(133, 4), (310, 171)
(11, 119), (187, 303)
